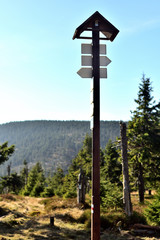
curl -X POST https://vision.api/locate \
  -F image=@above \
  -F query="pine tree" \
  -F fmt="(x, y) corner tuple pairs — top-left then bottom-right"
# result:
(43, 167), (64, 197)
(0, 173), (23, 194)
(22, 162), (45, 197)
(62, 134), (92, 198)
(100, 140), (123, 209)
(145, 188), (160, 225)
(0, 142), (15, 165)
(68, 134), (92, 179)
(101, 139), (121, 184)
(127, 75), (160, 202)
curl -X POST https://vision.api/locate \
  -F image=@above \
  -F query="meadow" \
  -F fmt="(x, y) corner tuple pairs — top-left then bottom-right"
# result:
(0, 192), (159, 240)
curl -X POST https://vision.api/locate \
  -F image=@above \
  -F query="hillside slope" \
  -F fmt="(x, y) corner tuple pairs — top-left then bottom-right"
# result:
(0, 120), (120, 175)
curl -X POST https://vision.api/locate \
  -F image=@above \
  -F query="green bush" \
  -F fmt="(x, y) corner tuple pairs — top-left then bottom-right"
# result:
(126, 211), (147, 227)
(30, 181), (44, 197)
(145, 190), (160, 225)
(100, 180), (123, 209)
(63, 190), (77, 199)
(41, 186), (54, 197)
(101, 211), (146, 229)
(102, 211), (126, 228)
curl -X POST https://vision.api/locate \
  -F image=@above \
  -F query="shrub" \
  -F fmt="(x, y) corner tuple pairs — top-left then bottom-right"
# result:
(100, 180), (123, 209)
(126, 211), (147, 227)
(41, 186), (54, 197)
(145, 190), (160, 225)
(103, 211), (126, 229)
(63, 190), (77, 199)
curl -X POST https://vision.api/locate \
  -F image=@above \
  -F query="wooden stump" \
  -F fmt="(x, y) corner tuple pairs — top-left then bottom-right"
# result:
(50, 216), (54, 226)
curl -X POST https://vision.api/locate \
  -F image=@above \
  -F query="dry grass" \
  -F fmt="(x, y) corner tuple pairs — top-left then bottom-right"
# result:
(0, 194), (89, 239)
(0, 193), (158, 239)
(131, 191), (155, 214)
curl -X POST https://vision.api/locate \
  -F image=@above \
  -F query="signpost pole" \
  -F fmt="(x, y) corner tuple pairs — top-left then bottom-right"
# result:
(91, 21), (100, 240)
(73, 11), (119, 240)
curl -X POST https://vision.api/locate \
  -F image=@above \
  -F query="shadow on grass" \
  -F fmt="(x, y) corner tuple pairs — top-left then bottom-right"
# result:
(1, 219), (160, 240)
(0, 207), (159, 240)
(0, 216), (90, 240)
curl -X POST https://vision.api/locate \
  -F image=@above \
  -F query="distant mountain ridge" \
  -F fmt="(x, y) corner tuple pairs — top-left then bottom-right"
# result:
(0, 120), (120, 176)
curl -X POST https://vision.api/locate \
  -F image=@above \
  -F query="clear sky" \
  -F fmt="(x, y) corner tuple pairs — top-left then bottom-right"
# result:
(0, 0), (160, 124)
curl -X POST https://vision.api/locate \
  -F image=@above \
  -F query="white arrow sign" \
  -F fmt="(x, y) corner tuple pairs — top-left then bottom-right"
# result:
(100, 56), (111, 66)
(81, 44), (106, 55)
(82, 56), (111, 66)
(77, 68), (107, 78)
(77, 68), (92, 78)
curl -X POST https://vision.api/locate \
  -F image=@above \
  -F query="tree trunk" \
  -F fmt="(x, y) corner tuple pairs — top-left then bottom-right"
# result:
(138, 162), (144, 203)
(77, 169), (85, 204)
(120, 121), (132, 216)
(7, 163), (11, 176)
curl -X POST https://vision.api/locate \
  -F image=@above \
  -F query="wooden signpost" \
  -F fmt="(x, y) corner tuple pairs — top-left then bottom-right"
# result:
(73, 11), (119, 240)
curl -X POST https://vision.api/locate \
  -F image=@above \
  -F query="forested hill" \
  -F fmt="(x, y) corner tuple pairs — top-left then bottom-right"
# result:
(0, 120), (120, 175)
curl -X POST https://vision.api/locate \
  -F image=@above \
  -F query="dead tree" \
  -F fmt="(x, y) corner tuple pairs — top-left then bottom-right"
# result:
(77, 169), (85, 204)
(120, 121), (132, 216)
(7, 162), (11, 176)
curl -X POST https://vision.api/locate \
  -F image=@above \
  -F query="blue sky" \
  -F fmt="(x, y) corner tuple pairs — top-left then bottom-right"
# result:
(0, 0), (160, 124)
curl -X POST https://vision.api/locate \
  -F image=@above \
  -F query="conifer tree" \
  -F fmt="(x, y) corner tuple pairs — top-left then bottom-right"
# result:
(62, 134), (92, 198)
(127, 75), (160, 202)
(22, 162), (45, 197)
(68, 134), (92, 179)
(101, 139), (121, 184)
(100, 139), (123, 209)
(0, 142), (15, 165)
(43, 167), (64, 197)
(0, 173), (23, 194)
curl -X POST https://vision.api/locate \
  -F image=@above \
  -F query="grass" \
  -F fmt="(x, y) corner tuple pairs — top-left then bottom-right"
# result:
(0, 192), (158, 239)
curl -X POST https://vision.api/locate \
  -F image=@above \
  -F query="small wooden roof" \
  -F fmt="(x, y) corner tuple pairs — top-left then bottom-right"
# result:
(73, 11), (119, 41)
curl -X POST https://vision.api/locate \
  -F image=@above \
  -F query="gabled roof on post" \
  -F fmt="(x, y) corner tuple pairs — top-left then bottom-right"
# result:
(73, 11), (119, 41)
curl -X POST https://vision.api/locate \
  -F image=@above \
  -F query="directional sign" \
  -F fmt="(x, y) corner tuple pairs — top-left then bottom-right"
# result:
(77, 68), (107, 78)
(100, 56), (111, 66)
(77, 68), (92, 78)
(82, 56), (92, 66)
(100, 68), (107, 78)
(81, 44), (106, 55)
(81, 44), (92, 54)
(82, 56), (111, 66)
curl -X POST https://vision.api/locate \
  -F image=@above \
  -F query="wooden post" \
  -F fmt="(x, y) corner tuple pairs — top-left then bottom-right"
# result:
(50, 216), (54, 226)
(120, 121), (132, 216)
(91, 20), (100, 240)
(72, 12), (119, 240)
